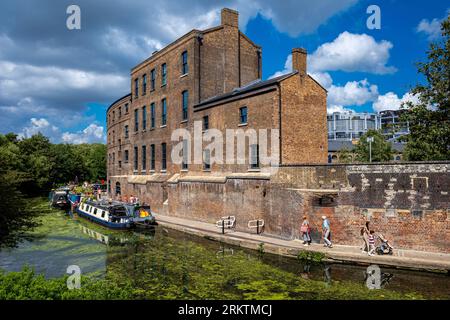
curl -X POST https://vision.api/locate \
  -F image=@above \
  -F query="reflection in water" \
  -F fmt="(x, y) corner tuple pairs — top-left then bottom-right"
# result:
(0, 210), (449, 299)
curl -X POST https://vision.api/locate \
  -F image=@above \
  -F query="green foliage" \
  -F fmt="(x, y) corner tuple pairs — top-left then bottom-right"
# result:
(401, 15), (450, 161)
(354, 130), (394, 163)
(297, 251), (326, 264)
(258, 242), (265, 255)
(0, 205), (431, 300)
(336, 147), (354, 163)
(0, 132), (106, 246)
(0, 133), (106, 195)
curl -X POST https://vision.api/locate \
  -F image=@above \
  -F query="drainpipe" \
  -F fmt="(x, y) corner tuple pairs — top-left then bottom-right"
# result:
(277, 83), (282, 166)
(197, 33), (203, 103)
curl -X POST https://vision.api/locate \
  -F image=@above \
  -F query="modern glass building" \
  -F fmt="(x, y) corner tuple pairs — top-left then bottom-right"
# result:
(327, 110), (410, 142)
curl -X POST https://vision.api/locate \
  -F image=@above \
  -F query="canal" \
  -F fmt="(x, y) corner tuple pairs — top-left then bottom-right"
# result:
(0, 201), (449, 300)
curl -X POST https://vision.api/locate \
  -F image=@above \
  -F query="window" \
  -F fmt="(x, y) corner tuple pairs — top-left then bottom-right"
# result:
(182, 90), (188, 120)
(182, 139), (188, 170)
(161, 63), (167, 86)
(134, 78), (139, 98)
(250, 144), (260, 169)
(118, 161), (122, 169)
(112, 111), (115, 122)
(239, 106), (248, 124)
(150, 103), (155, 128)
(112, 130), (115, 144)
(118, 107), (121, 118)
(161, 143), (167, 170)
(125, 103), (129, 113)
(203, 115), (209, 131)
(142, 106), (147, 130)
(124, 125), (129, 139)
(161, 98), (167, 126)
(203, 149), (211, 170)
(124, 150), (129, 163)
(142, 74), (147, 95)
(134, 109), (139, 132)
(112, 152), (115, 164)
(150, 144), (155, 170)
(134, 146), (138, 171)
(142, 145), (146, 171)
(150, 68), (156, 91)
(181, 51), (188, 75)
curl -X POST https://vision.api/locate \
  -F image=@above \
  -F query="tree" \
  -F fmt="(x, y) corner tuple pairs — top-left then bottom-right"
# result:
(354, 130), (393, 163)
(401, 15), (450, 161)
(336, 147), (354, 163)
(0, 134), (38, 247)
(48, 144), (87, 186)
(17, 133), (53, 194)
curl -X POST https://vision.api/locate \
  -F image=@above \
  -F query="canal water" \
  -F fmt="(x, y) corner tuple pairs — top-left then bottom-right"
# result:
(0, 204), (449, 299)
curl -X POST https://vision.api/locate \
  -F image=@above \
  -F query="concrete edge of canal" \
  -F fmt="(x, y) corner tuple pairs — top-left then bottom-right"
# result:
(152, 213), (450, 275)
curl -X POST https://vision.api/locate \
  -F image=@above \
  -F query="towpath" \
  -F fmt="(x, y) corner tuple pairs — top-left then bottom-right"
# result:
(152, 213), (450, 273)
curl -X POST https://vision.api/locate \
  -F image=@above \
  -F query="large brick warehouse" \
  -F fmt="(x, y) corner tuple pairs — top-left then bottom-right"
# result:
(107, 8), (449, 254)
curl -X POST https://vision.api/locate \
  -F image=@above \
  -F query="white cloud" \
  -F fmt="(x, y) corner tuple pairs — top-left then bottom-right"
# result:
(417, 18), (442, 40)
(309, 32), (397, 74)
(328, 79), (379, 107)
(17, 118), (105, 144)
(269, 54), (292, 79)
(327, 105), (355, 115)
(269, 54), (333, 88)
(62, 124), (105, 144)
(0, 61), (128, 105)
(241, 0), (358, 37)
(416, 10), (449, 40)
(18, 118), (60, 140)
(372, 92), (420, 112)
(309, 72), (333, 89)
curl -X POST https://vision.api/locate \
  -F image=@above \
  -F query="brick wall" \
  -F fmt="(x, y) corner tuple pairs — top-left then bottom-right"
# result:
(162, 163), (449, 253)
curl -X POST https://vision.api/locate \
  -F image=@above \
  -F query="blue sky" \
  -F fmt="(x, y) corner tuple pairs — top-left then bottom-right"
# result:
(0, 0), (448, 143)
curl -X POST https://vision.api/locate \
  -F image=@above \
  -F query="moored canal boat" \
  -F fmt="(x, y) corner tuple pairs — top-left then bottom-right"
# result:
(76, 200), (133, 229)
(49, 187), (70, 209)
(68, 192), (81, 206)
(123, 203), (157, 228)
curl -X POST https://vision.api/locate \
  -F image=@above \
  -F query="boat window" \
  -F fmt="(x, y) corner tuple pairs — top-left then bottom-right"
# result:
(93, 208), (97, 215)
(101, 211), (105, 218)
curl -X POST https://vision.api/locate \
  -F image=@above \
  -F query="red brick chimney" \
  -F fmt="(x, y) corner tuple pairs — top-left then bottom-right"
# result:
(221, 8), (239, 28)
(292, 48), (307, 76)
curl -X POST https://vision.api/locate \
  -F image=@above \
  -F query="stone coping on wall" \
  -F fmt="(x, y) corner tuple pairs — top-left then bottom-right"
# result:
(167, 172), (271, 184)
(127, 174), (170, 185)
(278, 161), (450, 168)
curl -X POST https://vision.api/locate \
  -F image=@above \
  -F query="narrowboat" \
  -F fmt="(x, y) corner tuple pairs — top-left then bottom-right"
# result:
(68, 192), (81, 206)
(76, 200), (133, 229)
(49, 187), (70, 209)
(123, 203), (157, 228)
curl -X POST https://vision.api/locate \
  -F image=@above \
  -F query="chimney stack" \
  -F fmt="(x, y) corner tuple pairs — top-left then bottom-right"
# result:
(221, 8), (239, 28)
(292, 48), (307, 76)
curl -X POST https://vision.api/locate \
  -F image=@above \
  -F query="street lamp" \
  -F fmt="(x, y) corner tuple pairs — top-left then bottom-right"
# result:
(367, 136), (374, 163)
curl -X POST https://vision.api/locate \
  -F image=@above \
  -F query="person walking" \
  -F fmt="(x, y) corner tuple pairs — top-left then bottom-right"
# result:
(361, 221), (370, 254)
(321, 216), (333, 248)
(300, 216), (311, 246)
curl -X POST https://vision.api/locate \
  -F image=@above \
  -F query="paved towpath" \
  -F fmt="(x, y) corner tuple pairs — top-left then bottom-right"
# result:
(153, 213), (450, 273)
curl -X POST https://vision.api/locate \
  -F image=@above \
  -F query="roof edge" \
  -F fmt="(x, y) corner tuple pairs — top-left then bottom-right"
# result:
(107, 93), (131, 113)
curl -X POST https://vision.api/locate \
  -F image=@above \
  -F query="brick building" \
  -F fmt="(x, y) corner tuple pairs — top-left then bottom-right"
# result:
(105, 9), (449, 254)
(107, 8), (328, 199)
